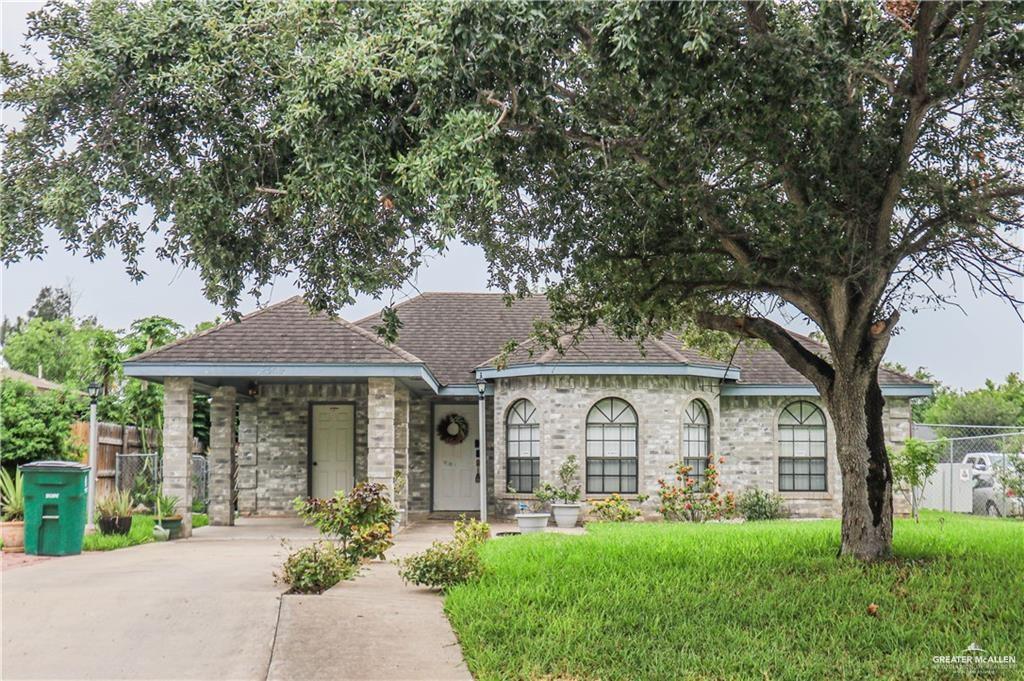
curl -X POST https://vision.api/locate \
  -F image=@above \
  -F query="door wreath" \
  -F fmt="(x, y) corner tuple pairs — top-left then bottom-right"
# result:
(437, 413), (470, 445)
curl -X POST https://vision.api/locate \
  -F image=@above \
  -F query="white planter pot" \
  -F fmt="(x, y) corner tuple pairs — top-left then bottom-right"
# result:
(515, 512), (549, 535)
(551, 503), (581, 528)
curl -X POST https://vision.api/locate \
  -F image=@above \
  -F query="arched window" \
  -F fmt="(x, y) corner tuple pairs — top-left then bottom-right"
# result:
(778, 401), (827, 492)
(683, 400), (711, 484)
(506, 399), (539, 493)
(586, 398), (638, 493)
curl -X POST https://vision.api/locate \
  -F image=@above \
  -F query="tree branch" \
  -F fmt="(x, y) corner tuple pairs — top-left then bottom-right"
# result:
(698, 313), (835, 392)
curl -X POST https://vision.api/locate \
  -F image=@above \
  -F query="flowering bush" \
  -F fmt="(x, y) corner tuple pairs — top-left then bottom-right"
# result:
(588, 493), (647, 522)
(276, 541), (357, 594)
(293, 481), (397, 564)
(398, 516), (490, 590)
(657, 457), (736, 522)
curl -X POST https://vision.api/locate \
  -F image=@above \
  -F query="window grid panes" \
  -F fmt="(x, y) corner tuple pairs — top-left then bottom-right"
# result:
(778, 401), (827, 492)
(506, 399), (540, 493)
(683, 401), (710, 484)
(586, 398), (638, 494)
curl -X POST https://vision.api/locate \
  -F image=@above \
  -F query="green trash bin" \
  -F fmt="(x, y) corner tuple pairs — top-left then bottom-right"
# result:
(20, 461), (90, 556)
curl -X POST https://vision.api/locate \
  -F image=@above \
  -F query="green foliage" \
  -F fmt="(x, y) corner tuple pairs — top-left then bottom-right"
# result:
(83, 514), (155, 551)
(0, 467), (25, 521)
(277, 541), (358, 594)
(736, 489), (789, 522)
(996, 456), (1024, 506)
(95, 490), (134, 519)
(156, 494), (180, 519)
(587, 493), (645, 522)
(0, 379), (84, 465)
(656, 458), (736, 522)
(398, 516), (490, 590)
(445, 513), (1024, 680)
(129, 464), (158, 510)
(293, 482), (397, 564)
(3, 317), (117, 390)
(535, 454), (581, 504)
(891, 438), (942, 521)
(921, 373), (1024, 431)
(192, 513), (209, 529)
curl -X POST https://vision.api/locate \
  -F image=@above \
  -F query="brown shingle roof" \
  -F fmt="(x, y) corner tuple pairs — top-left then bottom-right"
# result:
(131, 292), (927, 389)
(730, 335), (928, 386)
(130, 296), (420, 365)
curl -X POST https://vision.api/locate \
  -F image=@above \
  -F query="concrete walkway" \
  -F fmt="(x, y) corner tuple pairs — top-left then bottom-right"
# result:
(267, 523), (472, 681)
(1, 518), (470, 681)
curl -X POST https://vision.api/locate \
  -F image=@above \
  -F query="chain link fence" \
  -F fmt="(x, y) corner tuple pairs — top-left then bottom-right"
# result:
(114, 452), (210, 513)
(912, 424), (1023, 518)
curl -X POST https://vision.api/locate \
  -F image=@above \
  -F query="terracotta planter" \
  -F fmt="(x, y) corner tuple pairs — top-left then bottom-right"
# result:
(1, 520), (25, 553)
(98, 516), (133, 536)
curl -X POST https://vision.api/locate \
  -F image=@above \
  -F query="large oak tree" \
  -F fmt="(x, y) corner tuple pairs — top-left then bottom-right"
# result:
(3, 1), (1022, 559)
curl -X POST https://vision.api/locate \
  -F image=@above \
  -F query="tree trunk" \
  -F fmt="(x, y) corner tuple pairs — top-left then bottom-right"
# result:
(827, 372), (893, 561)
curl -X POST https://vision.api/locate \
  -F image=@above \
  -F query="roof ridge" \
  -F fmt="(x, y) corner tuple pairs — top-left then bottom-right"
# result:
(127, 295), (303, 362)
(351, 292), (427, 326)
(650, 335), (690, 363)
(327, 315), (425, 364)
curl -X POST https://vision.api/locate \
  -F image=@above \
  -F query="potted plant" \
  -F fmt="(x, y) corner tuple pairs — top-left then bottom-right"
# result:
(512, 486), (554, 534)
(538, 455), (583, 528)
(156, 494), (183, 539)
(1, 468), (25, 553)
(96, 490), (134, 535)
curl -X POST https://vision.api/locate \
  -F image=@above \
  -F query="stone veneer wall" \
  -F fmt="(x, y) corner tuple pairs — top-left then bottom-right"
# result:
(236, 383), (369, 515)
(491, 374), (914, 519)
(492, 375), (720, 518)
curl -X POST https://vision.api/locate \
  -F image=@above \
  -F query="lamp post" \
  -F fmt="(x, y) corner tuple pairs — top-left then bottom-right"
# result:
(476, 379), (488, 523)
(86, 381), (102, 531)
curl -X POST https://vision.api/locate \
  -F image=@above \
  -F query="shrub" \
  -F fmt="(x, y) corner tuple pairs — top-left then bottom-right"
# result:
(398, 516), (490, 590)
(536, 455), (582, 504)
(588, 493), (646, 522)
(156, 494), (180, 519)
(657, 458), (736, 522)
(736, 489), (789, 521)
(0, 379), (84, 465)
(277, 541), (357, 594)
(293, 481), (397, 564)
(1, 467), (25, 521)
(96, 490), (134, 519)
(890, 438), (942, 522)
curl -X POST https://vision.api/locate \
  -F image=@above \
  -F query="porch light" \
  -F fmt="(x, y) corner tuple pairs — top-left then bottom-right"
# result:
(476, 379), (486, 396)
(87, 381), (102, 404)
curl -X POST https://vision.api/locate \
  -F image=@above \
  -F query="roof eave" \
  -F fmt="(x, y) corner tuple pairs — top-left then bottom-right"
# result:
(722, 384), (934, 397)
(123, 361), (443, 394)
(474, 362), (740, 381)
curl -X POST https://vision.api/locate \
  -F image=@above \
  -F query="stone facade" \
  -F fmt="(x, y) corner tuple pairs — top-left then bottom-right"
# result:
(162, 377), (195, 535)
(491, 374), (913, 519)
(208, 386), (236, 525)
(227, 376), (912, 520)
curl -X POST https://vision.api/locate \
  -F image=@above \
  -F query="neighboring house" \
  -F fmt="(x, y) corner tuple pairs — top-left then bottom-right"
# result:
(123, 293), (931, 533)
(0, 367), (84, 395)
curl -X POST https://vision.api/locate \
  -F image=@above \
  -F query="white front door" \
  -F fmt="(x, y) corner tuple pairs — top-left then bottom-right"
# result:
(312, 404), (354, 498)
(433, 404), (480, 511)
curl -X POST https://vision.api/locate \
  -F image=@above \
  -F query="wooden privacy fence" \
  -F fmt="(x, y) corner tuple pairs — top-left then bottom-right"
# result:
(70, 422), (204, 500)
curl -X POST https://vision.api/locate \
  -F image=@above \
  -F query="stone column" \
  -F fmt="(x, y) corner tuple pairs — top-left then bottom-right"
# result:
(393, 386), (410, 512)
(235, 400), (259, 514)
(162, 377), (194, 537)
(367, 378), (396, 496)
(208, 386), (237, 526)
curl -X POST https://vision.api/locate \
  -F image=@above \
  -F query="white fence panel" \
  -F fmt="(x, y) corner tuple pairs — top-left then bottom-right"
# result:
(919, 463), (974, 513)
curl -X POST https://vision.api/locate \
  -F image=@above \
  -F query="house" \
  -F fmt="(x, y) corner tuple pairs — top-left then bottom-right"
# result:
(123, 293), (931, 534)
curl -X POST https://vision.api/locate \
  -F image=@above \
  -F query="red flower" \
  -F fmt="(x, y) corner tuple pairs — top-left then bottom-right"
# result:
(719, 456), (726, 464)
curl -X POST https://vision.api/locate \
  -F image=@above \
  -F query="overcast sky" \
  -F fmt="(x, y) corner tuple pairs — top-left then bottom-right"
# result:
(3, 1), (1021, 391)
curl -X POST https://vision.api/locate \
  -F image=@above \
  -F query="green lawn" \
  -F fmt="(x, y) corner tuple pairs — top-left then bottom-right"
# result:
(445, 512), (1023, 680)
(82, 513), (208, 551)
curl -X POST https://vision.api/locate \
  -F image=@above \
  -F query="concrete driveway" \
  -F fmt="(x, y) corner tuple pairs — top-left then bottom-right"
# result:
(3, 519), (316, 681)
(2, 519), (471, 681)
